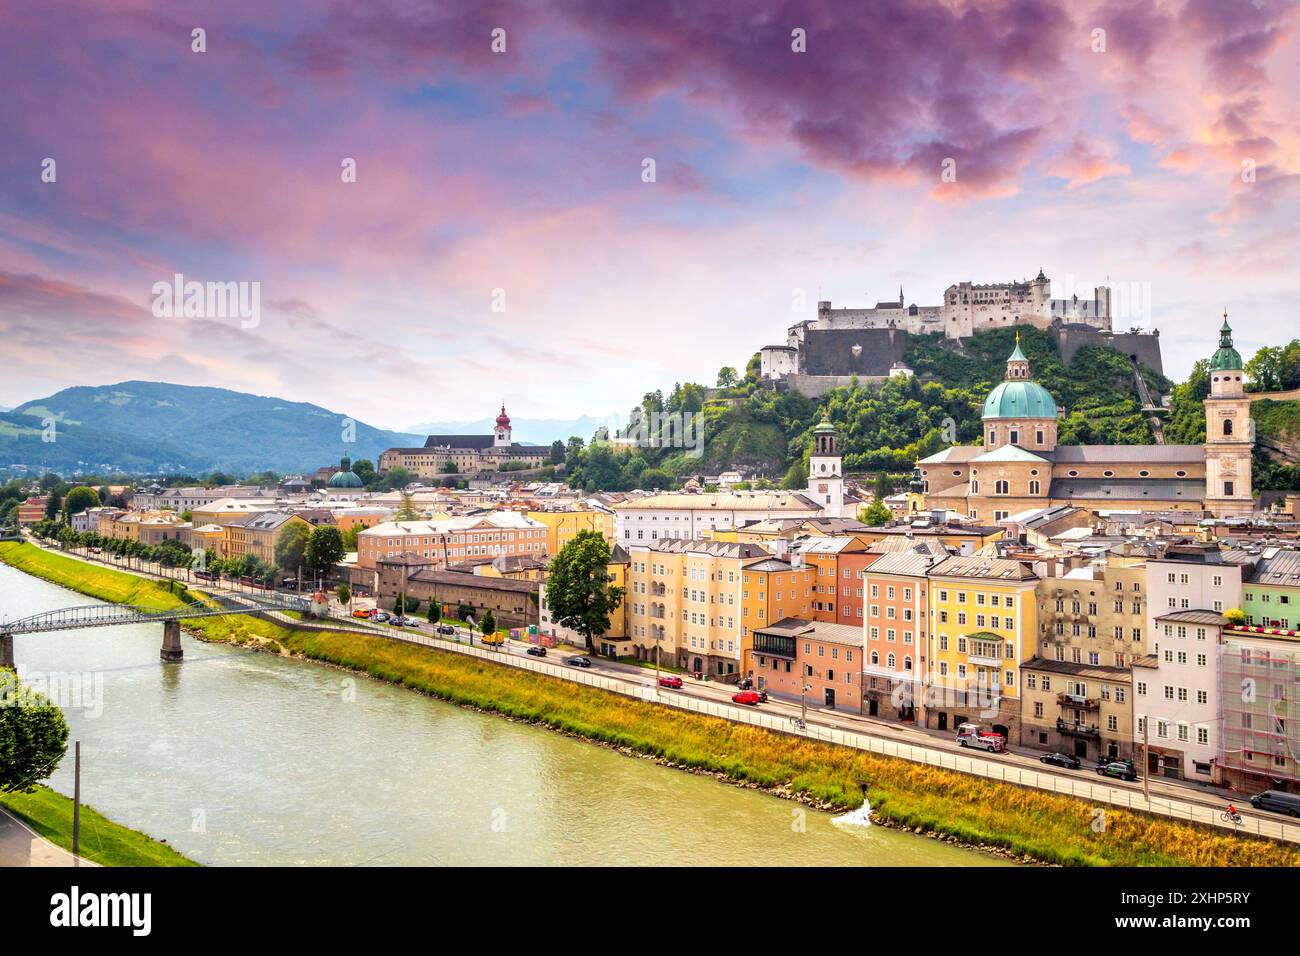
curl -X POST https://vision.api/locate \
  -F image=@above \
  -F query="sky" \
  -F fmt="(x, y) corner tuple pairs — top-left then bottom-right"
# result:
(1, 0), (1298, 431)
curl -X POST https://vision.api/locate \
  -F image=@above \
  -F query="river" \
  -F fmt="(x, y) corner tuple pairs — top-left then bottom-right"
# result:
(1, 563), (1006, 866)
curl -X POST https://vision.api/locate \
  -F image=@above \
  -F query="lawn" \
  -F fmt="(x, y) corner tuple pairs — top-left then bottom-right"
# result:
(0, 786), (197, 867)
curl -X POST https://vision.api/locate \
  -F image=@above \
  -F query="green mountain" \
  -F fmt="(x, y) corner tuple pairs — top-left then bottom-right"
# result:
(3, 381), (421, 475)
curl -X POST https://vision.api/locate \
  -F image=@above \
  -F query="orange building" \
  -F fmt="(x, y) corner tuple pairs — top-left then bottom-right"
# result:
(748, 619), (865, 713)
(862, 551), (942, 723)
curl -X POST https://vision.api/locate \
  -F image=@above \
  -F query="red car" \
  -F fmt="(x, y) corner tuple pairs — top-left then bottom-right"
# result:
(732, 690), (763, 705)
(658, 675), (683, 689)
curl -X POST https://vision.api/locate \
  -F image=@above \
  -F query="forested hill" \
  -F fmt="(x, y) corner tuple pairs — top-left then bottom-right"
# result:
(563, 326), (1170, 491)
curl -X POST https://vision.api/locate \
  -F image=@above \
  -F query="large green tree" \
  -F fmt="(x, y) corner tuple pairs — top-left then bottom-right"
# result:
(860, 497), (892, 527)
(274, 521), (311, 573)
(545, 530), (624, 654)
(62, 486), (100, 517)
(304, 525), (345, 573)
(0, 669), (70, 793)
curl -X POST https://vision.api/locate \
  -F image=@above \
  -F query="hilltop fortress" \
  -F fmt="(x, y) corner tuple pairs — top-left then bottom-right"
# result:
(760, 270), (1163, 397)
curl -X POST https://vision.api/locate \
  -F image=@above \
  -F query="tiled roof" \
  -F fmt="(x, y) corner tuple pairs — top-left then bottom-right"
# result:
(1051, 445), (1205, 463)
(930, 554), (1037, 581)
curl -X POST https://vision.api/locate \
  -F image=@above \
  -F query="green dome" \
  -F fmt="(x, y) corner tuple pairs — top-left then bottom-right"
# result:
(328, 451), (363, 488)
(982, 380), (1058, 420)
(328, 468), (363, 488)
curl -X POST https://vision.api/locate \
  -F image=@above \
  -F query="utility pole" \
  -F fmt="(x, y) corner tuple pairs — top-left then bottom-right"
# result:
(72, 741), (81, 864)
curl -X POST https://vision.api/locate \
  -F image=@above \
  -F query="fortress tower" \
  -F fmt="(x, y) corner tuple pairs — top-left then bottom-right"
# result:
(1202, 315), (1254, 517)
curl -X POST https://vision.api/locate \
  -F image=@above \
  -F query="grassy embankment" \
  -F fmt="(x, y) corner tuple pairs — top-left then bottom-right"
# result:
(0, 786), (197, 867)
(5, 540), (1299, 867)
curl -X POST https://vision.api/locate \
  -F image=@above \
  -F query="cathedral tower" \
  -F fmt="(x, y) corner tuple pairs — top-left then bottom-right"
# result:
(1203, 314), (1254, 517)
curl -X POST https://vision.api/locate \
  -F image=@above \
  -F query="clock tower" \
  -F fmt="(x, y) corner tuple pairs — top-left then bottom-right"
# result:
(1203, 314), (1254, 517)
(807, 417), (845, 518)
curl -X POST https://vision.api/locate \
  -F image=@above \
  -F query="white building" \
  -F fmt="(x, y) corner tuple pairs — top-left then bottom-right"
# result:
(1137, 610), (1225, 782)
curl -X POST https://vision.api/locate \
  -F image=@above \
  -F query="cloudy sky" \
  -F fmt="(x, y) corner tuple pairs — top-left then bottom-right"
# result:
(2, 0), (1297, 430)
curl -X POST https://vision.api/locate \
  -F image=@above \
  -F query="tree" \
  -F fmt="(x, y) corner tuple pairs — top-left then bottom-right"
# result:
(545, 530), (623, 654)
(337, 584), (351, 607)
(393, 595), (420, 614)
(62, 486), (100, 517)
(716, 366), (739, 388)
(780, 460), (807, 490)
(352, 459), (376, 485)
(873, 471), (894, 500)
(274, 521), (311, 573)
(1224, 608), (1247, 626)
(304, 525), (345, 574)
(479, 610), (496, 640)
(860, 497), (892, 527)
(0, 669), (70, 793)
(44, 495), (62, 521)
(549, 440), (566, 465)
(426, 599), (441, 623)
(394, 492), (421, 520)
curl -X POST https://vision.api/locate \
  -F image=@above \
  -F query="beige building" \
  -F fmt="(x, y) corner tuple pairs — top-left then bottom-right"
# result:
(921, 322), (1255, 523)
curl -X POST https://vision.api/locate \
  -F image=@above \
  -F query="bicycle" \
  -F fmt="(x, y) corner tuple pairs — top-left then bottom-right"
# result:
(1220, 811), (1243, 825)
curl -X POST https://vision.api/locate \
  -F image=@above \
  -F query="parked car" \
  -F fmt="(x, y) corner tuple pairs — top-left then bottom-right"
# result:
(1039, 752), (1082, 769)
(351, 609), (371, 618)
(526, 646), (547, 657)
(566, 656), (592, 668)
(657, 675), (683, 689)
(1096, 761), (1138, 781)
(390, 615), (409, 626)
(736, 677), (753, 690)
(732, 690), (762, 706)
(1250, 789), (1300, 817)
(436, 624), (455, 635)
(372, 611), (390, 623)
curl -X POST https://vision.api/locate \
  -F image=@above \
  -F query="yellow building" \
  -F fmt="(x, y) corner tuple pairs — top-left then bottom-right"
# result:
(224, 512), (312, 568)
(627, 539), (781, 680)
(525, 509), (615, 554)
(926, 554), (1039, 740)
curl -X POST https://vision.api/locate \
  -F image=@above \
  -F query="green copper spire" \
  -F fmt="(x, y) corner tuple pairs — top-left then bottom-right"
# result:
(1007, 329), (1028, 364)
(1209, 309), (1243, 371)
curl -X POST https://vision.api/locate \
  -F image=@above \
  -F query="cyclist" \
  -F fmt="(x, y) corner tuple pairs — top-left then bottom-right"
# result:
(1225, 804), (1241, 823)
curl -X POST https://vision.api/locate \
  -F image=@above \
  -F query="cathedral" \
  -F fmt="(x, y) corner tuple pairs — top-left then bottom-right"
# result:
(919, 319), (1254, 522)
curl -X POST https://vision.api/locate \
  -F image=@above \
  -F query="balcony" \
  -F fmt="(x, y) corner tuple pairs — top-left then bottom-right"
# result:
(1056, 718), (1100, 738)
(1057, 693), (1100, 711)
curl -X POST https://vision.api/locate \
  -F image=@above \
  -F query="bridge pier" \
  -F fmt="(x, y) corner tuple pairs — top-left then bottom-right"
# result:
(0, 632), (13, 670)
(160, 619), (183, 662)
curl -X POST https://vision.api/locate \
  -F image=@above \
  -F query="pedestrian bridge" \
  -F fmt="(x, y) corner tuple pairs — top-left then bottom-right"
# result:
(1, 591), (312, 667)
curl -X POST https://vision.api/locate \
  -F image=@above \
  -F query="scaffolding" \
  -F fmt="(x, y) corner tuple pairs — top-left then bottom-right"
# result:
(1219, 636), (1300, 786)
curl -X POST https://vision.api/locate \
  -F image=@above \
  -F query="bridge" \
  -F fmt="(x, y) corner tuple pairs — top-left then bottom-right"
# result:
(0, 591), (312, 668)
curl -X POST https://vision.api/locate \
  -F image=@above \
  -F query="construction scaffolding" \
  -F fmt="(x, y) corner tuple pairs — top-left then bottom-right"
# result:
(1219, 636), (1300, 788)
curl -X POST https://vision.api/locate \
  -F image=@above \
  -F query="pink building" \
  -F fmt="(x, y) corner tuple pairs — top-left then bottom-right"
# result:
(862, 551), (942, 723)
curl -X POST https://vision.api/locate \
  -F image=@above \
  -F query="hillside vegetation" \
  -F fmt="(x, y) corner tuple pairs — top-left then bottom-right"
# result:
(563, 326), (1164, 490)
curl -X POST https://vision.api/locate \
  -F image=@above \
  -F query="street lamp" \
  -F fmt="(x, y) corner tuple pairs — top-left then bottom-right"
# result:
(801, 683), (812, 728)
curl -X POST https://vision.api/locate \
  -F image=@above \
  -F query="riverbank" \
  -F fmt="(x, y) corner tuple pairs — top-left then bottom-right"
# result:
(0, 786), (197, 867)
(5, 540), (1298, 867)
